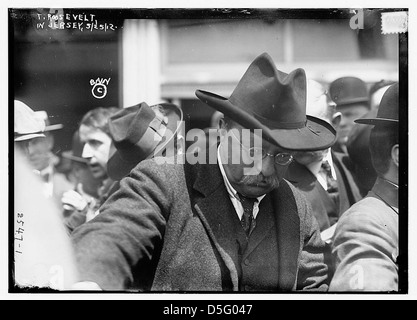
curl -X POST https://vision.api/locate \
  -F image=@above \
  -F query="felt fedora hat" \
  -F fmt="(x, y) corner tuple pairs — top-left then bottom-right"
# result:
(14, 100), (46, 141)
(195, 52), (336, 151)
(107, 102), (183, 180)
(355, 83), (398, 125)
(329, 76), (370, 107)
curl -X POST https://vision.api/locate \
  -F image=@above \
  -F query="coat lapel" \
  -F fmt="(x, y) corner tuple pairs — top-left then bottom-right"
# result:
(188, 159), (240, 290)
(272, 180), (300, 291)
(193, 163), (242, 263)
(332, 151), (362, 212)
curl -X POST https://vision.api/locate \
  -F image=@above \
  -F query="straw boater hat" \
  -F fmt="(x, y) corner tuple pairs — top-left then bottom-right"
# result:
(14, 100), (46, 141)
(195, 52), (336, 151)
(34, 110), (64, 132)
(106, 102), (183, 180)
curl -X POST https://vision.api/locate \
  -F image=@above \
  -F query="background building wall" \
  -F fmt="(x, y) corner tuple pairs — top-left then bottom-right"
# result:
(12, 8), (400, 154)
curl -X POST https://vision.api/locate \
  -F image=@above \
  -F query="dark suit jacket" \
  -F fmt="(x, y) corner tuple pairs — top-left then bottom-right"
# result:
(72, 153), (329, 291)
(285, 151), (362, 232)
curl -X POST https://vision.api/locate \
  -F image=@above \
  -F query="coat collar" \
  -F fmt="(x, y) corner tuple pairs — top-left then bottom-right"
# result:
(191, 161), (240, 290)
(270, 181), (300, 290)
(370, 176), (398, 212)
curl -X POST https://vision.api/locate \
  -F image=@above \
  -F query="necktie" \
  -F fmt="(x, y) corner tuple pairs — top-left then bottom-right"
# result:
(238, 193), (257, 237)
(320, 160), (339, 206)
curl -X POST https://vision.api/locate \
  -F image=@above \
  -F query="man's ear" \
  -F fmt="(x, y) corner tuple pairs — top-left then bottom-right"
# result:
(392, 144), (399, 167)
(332, 112), (342, 129)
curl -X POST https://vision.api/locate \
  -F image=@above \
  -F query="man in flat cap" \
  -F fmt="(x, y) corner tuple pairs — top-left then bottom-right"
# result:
(71, 53), (335, 291)
(330, 83), (399, 292)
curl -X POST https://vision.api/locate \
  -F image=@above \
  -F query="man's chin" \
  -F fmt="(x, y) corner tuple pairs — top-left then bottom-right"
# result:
(89, 167), (107, 180)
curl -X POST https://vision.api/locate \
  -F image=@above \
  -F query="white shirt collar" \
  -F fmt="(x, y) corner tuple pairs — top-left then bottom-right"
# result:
(304, 149), (337, 190)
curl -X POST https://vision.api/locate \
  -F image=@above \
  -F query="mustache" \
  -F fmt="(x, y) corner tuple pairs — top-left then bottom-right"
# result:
(240, 174), (280, 189)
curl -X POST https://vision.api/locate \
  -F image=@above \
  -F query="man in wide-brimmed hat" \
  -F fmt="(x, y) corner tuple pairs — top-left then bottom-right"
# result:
(330, 83), (399, 292)
(71, 53), (335, 291)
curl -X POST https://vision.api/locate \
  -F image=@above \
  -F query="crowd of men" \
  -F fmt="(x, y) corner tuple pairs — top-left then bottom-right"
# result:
(14, 52), (399, 292)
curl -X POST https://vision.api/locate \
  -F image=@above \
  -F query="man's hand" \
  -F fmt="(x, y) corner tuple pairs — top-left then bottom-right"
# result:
(62, 184), (94, 212)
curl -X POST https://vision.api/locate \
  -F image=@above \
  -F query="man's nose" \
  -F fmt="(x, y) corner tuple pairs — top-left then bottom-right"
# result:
(82, 143), (94, 159)
(260, 155), (276, 177)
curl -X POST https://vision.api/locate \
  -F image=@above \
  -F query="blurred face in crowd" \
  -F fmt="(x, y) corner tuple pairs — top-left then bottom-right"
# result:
(219, 122), (293, 198)
(79, 124), (112, 180)
(336, 103), (369, 146)
(293, 148), (329, 166)
(71, 162), (101, 198)
(15, 135), (53, 171)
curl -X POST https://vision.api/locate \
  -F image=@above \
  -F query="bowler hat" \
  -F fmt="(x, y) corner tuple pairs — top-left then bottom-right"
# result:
(107, 102), (183, 180)
(355, 83), (398, 125)
(329, 76), (370, 107)
(195, 52), (336, 151)
(14, 100), (46, 141)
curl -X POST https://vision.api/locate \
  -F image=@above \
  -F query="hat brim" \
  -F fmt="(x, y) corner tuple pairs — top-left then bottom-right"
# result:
(196, 90), (336, 151)
(334, 97), (370, 107)
(107, 104), (183, 180)
(355, 118), (398, 125)
(14, 133), (45, 142)
(62, 151), (89, 164)
(45, 124), (64, 131)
